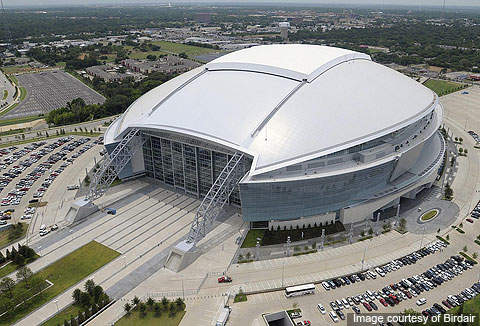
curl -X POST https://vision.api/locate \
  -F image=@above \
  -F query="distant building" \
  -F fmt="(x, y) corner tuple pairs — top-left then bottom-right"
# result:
(85, 65), (132, 82)
(122, 55), (200, 75)
(279, 22), (290, 41)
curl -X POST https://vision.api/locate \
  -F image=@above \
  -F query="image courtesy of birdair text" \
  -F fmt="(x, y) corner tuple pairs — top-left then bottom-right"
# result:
(348, 312), (478, 325)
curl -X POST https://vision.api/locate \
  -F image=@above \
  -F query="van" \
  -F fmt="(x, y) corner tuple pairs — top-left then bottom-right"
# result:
(329, 311), (339, 323)
(216, 306), (231, 326)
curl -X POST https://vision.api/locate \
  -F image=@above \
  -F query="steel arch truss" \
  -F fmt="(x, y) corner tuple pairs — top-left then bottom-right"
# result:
(87, 128), (145, 201)
(187, 152), (245, 245)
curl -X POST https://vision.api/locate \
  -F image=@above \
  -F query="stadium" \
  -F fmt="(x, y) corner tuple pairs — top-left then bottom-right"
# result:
(103, 44), (445, 232)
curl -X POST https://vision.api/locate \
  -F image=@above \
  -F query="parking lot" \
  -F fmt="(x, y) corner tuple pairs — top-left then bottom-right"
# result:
(228, 237), (479, 326)
(3, 70), (105, 119)
(0, 135), (102, 233)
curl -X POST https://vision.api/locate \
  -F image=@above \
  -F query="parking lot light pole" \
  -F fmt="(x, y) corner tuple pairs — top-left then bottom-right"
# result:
(361, 238), (372, 271)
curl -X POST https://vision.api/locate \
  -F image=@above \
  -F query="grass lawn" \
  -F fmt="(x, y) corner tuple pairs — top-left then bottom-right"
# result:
(0, 115), (42, 127)
(0, 241), (119, 326)
(254, 222), (345, 246)
(2, 90), (6, 100)
(19, 87), (27, 101)
(241, 229), (265, 248)
(0, 222), (28, 249)
(2, 65), (29, 75)
(116, 310), (185, 326)
(152, 41), (219, 57)
(420, 209), (439, 222)
(0, 128), (25, 137)
(423, 79), (467, 96)
(8, 75), (18, 85)
(41, 304), (83, 326)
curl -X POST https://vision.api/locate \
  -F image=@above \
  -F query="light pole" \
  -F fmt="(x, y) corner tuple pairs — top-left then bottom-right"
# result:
(419, 225), (426, 250)
(282, 259), (285, 288)
(54, 299), (59, 312)
(286, 236), (291, 257)
(361, 239), (372, 271)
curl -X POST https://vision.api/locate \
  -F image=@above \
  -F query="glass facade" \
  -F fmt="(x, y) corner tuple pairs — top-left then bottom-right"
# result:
(240, 161), (395, 221)
(142, 131), (250, 205)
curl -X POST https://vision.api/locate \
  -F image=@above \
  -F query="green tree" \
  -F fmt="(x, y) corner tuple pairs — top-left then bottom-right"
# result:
(154, 302), (162, 317)
(72, 288), (82, 305)
(139, 302), (146, 317)
(169, 302), (177, 317)
(80, 291), (91, 307)
(84, 279), (95, 296)
(161, 297), (169, 311)
(0, 277), (15, 298)
(16, 266), (33, 288)
(93, 285), (104, 303)
(175, 297), (184, 310)
(463, 245), (468, 252)
(132, 296), (140, 306)
(124, 302), (132, 315)
(146, 297), (155, 309)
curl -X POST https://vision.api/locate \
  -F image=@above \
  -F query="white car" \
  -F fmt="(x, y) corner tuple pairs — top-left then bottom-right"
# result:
(329, 311), (339, 323)
(317, 303), (326, 314)
(416, 298), (427, 306)
(322, 281), (330, 290)
(20, 214), (32, 220)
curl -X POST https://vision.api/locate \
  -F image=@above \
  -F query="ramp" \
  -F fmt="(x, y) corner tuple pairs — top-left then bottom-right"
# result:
(65, 198), (99, 224)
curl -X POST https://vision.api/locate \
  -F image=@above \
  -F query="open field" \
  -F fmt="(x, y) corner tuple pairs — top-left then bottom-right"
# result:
(1, 65), (31, 75)
(0, 241), (119, 326)
(423, 79), (467, 96)
(153, 40), (219, 57)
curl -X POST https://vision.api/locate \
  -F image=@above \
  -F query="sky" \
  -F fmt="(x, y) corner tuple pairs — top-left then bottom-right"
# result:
(4, 0), (480, 8)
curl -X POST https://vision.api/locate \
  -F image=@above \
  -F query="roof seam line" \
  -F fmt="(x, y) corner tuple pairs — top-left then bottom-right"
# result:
(250, 79), (307, 138)
(148, 67), (208, 117)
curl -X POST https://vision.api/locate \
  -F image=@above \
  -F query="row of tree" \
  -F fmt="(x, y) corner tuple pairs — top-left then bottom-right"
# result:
(0, 243), (36, 267)
(59, 280), (110, 326)
(123, 296), (185, 319)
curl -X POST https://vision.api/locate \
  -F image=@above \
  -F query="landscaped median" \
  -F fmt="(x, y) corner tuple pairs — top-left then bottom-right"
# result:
(0, 240), (120, 326)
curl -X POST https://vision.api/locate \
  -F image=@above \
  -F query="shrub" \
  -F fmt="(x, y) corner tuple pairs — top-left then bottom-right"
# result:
(124, 302), (132, 315)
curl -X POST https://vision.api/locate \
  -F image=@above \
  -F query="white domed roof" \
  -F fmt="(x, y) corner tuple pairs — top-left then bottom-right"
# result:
(106, 44), (436, 175)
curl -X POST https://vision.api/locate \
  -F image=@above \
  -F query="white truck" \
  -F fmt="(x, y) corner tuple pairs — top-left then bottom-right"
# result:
(216, 306), (231, 326)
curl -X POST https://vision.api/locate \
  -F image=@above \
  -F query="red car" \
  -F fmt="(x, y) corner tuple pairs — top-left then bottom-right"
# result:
(404, 291), (412, 299)
(442, 300), (452, 309)
(379, 298), (388, 307)
(467, 218), (474, 223)
(363, 302), (372, 311)
(303, 321), (311, 326)
(217, 276), (232, 283)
